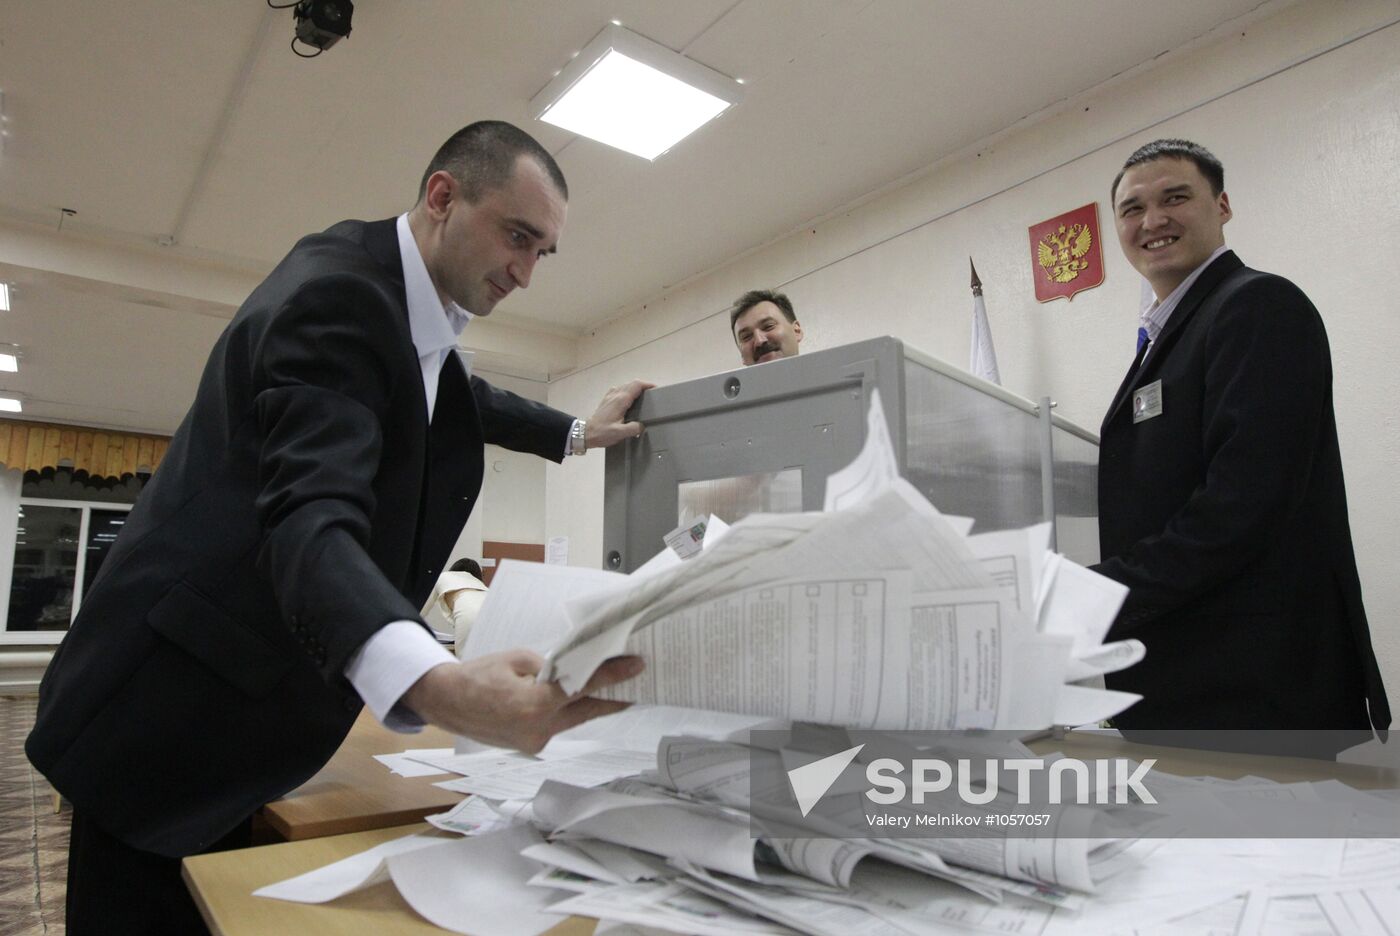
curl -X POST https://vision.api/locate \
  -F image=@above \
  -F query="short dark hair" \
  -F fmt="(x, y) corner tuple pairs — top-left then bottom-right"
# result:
(1111, 139), (1224, 204)
(450, 557), (483, 579)
(729, 289), (797, 332)
(417, 121), (567, 204)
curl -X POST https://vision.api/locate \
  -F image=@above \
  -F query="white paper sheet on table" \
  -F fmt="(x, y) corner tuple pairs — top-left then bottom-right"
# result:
(253, 833), (448, 903)
(523, 841), (631, 885)
(411, 747), (533, 777)
(386, 825), (563, 936)
(435, 748), (655, 800)
(425, 795), (523, 837)
(569, 838), (671, 882)
(554, 705), (770, 753)
(374, 748), (454, 777)
(594, 920), (710, 936)
(534, 780), (760, 881)
(529, 866), (611, 895)
(549, 881), (795, 936)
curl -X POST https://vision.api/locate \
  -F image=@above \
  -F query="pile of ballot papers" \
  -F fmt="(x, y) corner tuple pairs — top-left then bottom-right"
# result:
(254, 392), (1400, 933)
(471, 390), (1144, 734)
(260, 725), (1400, 935)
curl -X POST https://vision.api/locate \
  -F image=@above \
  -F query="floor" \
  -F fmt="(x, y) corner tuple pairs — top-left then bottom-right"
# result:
(0, 696), (67, 936)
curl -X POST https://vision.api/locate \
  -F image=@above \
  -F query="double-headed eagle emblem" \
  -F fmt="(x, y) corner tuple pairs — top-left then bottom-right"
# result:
(1037, 223), (1093, 283)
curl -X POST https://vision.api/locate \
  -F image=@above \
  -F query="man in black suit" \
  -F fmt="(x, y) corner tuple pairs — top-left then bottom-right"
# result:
(28, 121), (650, 933)
(1094, 139), (1389, 752)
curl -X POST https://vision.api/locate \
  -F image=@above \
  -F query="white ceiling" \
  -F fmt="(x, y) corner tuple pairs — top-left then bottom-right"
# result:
(0, 0), (1287, 432)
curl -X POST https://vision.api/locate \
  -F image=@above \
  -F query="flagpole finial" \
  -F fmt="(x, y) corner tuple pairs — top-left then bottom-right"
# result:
(969, 257), (983, 296)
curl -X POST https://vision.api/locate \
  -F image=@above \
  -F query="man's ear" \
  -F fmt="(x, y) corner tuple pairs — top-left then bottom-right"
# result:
(793, 320), (804, 345)
(1217, 191), (1232, 226)
(423, 170), (457, 219)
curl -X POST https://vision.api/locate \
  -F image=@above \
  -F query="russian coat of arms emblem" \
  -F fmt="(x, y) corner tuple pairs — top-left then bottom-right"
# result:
(1028, 203), (1105, 302)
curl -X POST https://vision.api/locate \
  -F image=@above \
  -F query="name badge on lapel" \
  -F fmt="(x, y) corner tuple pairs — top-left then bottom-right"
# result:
(1132, 379), (1163, 424)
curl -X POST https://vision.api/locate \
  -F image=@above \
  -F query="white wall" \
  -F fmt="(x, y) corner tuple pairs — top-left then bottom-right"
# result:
(439, 367), (553, 571)
(546, 3), (1400, 700)
(425, 367), (552, 635)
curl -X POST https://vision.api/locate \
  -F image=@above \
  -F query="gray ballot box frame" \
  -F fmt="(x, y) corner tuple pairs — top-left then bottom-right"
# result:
(603, 336), (1100, 572)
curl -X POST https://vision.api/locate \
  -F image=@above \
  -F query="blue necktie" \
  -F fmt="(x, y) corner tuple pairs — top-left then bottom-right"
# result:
(1136, 326), (1149, 354)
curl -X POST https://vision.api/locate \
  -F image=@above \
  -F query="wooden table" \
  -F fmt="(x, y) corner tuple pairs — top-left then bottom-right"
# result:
(184, 823), (596, 936)
(260, 710), (464, 841)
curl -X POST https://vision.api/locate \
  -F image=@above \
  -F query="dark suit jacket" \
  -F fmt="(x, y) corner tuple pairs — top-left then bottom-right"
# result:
(26, 218), (574, 857)
(1094, 251), (1389, 737)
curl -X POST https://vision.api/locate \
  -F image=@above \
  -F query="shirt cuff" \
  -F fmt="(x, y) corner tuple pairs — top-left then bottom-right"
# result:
(345, 620), (456, 733)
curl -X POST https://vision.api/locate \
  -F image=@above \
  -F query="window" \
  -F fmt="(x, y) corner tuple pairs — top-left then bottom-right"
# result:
(9, 503), (81, 631)
(0, 466), (144, 644)
(83, 509), (129, 596)
(5, 498), (133, 635)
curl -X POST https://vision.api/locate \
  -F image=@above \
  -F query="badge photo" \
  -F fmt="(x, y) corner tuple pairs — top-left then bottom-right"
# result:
(1132, 379), (1164, 424)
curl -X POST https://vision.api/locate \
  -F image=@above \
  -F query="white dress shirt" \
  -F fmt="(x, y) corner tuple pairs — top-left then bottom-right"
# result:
(342, 215), (474, 731)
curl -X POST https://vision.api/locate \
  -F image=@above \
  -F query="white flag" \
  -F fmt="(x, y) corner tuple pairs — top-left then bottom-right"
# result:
(969, 293), (1001, 385)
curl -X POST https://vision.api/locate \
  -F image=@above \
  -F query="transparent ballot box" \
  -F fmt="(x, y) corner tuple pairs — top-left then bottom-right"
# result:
(603, 336), (1099, 571)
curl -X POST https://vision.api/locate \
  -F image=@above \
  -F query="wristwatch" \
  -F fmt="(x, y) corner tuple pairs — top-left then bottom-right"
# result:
(570, 419), (588, 456)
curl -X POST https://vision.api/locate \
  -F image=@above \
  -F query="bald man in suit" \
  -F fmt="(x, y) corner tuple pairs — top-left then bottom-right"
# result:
(29, 121), (650, 934)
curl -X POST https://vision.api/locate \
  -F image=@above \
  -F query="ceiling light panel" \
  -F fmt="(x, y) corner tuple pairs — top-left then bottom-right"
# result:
(531, 25), (743, 161)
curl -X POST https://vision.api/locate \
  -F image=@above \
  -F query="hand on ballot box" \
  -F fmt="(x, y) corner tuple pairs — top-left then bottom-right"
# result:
(402, 649), (644, 754)
(584, 378), (655, 449)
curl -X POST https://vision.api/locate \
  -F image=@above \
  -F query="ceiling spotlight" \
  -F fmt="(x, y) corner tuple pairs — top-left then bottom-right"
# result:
(0, 397), (21, 414)
(531, 24), (743, 161)
(293, 0), (353, 53)
(0, 352), (17, 373)
(0, 283), (9, 311)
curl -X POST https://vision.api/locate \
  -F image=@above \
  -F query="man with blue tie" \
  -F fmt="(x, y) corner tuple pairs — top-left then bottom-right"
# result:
(1092, 139), (1388, 752)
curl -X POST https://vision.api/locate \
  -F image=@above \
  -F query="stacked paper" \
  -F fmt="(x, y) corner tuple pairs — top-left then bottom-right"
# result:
(264, 743), (1400, 936)
(471, 389), (1143, 733)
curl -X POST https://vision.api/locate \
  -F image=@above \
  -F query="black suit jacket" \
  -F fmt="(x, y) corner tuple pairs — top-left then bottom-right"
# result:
(26, 218), (574, 856)
(1094, 251), (1389, 736)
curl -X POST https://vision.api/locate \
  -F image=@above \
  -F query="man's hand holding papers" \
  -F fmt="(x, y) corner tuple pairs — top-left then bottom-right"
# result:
(403, 650), (644, 754)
